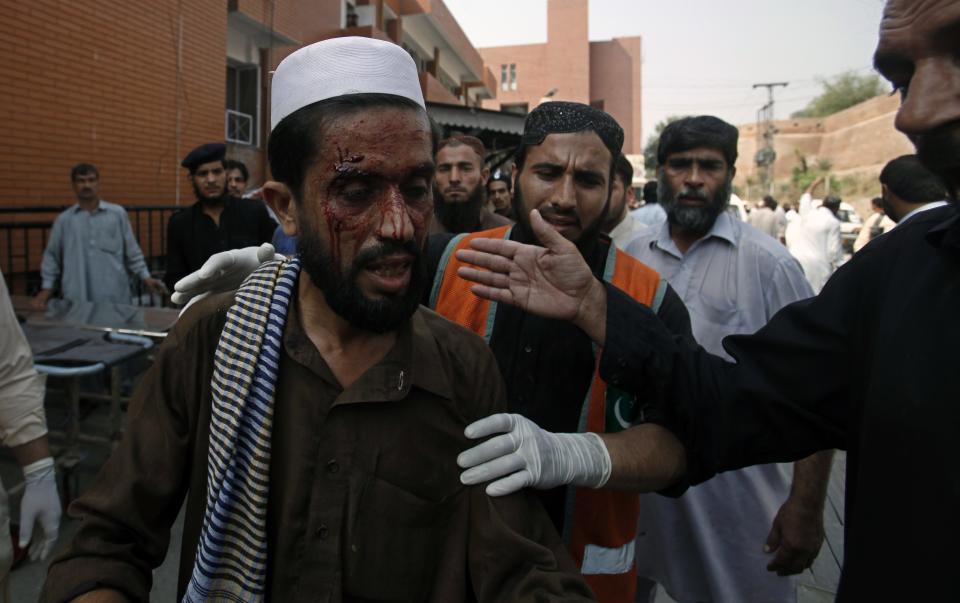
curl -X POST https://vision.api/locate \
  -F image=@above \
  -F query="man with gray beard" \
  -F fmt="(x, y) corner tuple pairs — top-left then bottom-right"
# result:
(624, 116), (829, 603)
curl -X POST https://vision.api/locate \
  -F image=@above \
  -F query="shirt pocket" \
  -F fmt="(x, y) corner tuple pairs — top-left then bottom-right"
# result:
(692, 288), (744, 332)
(93, 220), (123, 255)
(343, 475), (456, 601)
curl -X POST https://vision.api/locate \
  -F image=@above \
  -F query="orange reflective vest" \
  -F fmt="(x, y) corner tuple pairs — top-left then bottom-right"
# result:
(429, 225), (667, 602)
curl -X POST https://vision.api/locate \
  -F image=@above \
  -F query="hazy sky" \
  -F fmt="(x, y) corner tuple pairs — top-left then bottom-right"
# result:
(445, 0), (889, 146)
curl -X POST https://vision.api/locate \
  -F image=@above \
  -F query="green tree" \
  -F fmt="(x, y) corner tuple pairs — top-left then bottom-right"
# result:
(791, 71), (886, 118)
(643, 115), (689, 177)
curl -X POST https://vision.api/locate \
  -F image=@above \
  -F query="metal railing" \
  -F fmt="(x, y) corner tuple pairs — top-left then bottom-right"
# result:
(0, 205), (181, 306)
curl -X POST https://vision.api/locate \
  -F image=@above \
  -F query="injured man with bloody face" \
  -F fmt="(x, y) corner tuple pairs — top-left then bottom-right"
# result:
(39, 38), (595, 603)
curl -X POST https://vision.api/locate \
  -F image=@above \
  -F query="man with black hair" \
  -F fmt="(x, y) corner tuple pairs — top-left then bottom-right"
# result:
(33, 163), (164, 307)
(749, 194), (781, 239)
(624, 116), (828, 603)
(487, 172), (514, 218)
(602, 153), (648, 249)
(173, 100), (693, 603)
(223, 158), (249, 198)
(431, 135), (511, 234)
(433, 101), (692, 602)
(632, 180), (666, 226)
(853, 196), (895, 252)
(41, 37), (593, 603)
(164, 143), (276, 290)
(450, 0), (960, 598)
(879, 153), (948, 223)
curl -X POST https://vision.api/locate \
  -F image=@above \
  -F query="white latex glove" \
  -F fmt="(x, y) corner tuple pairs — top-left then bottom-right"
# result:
(457, 413), (612, 497)
(171, 243), (281, 312)
(19, 457), (61, 561)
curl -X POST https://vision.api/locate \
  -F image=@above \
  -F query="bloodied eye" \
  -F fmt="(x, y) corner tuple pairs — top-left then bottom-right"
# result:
(338, 183), (377, 204)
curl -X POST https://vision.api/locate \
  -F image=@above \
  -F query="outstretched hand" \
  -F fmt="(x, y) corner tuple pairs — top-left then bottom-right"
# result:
(455, 210), (608, 344)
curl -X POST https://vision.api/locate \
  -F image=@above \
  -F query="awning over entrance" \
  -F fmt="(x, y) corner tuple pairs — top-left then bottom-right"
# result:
(426, 102), (525, 135)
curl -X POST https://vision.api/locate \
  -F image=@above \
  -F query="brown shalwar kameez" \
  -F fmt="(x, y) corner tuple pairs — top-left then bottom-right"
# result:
(40, 291), (594, 602)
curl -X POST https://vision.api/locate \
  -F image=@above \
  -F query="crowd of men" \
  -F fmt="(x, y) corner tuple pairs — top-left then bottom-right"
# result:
(2, 0), (957, 601)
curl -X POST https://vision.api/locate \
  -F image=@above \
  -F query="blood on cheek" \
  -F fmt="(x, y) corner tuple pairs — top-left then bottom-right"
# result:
(319, 184), (427, 267)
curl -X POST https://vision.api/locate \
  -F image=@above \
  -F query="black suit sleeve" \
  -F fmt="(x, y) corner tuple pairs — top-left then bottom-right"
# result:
(598, 263), (853, 487)
(652, 283), (692, 339)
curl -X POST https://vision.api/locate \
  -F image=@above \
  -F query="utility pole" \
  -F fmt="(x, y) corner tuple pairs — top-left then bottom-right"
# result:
(752, 82), (788, 195)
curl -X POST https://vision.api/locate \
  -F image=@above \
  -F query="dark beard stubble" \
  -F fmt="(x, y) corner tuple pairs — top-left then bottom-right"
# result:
(434, 181), (487, 233)
(296, 226), (426, 334)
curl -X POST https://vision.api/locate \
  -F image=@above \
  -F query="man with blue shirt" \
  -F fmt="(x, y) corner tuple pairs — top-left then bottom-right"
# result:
(33, 164), (164, 308)
(625, 116), (833, 603)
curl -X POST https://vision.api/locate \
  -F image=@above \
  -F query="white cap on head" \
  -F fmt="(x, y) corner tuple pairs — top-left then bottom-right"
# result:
(270, 37), (425, 131)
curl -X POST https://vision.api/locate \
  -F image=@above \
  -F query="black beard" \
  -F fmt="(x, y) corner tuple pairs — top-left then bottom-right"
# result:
(296, 229), (425, 334)
(913, 124), (960, 206)
(192, 181), (228, 207)
(659, 173), (732, 237)
(434, 182), (486, 233)
(510, 180), (609, 249)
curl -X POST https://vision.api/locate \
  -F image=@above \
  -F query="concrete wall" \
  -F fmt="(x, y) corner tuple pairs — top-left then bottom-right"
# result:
(1, 1), (226, 208)
(480, 0), (642, 154)
(546, 0), (590, 103)
(479, 43), (549, 111)
(735, 94), (914, 206)
(0, 0), (349, 208)
(480, 0), (590, 109)
(590, 37), (641, 154)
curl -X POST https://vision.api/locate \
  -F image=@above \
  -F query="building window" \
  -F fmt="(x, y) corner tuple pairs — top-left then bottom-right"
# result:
(225, 62), (259, 146)
(501, 64), (508, 91)
(509, 63), (517, 91)
(501, 102), (528, 115)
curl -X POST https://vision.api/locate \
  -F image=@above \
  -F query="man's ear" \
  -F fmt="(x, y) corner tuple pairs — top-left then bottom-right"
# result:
(481, 166), (491, 185)
(262, 181), (298, 237)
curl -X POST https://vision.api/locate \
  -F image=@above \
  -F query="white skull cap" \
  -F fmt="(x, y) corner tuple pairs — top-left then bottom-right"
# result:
(270, 36), (425, 131)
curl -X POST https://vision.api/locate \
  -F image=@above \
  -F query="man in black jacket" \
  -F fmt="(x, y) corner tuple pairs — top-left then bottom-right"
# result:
(450, 1), (960, 600)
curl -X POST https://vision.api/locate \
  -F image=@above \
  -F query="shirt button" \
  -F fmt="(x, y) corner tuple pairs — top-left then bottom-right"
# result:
(317, 524), (329, 539)
(524, 345), (533, 353)
(326, 460), (339, 474)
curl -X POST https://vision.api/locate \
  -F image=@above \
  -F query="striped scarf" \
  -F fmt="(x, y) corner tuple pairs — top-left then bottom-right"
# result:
(183, 257), (300, 602)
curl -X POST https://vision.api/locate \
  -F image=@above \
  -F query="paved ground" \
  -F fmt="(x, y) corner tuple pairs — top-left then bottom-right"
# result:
(2, 383), (846, 602)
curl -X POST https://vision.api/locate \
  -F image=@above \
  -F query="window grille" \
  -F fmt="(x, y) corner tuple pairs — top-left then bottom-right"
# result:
(225, 109), (254, 145)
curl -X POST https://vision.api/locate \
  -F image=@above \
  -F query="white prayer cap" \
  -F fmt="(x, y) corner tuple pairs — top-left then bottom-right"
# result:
(270, 37), (425, 130)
